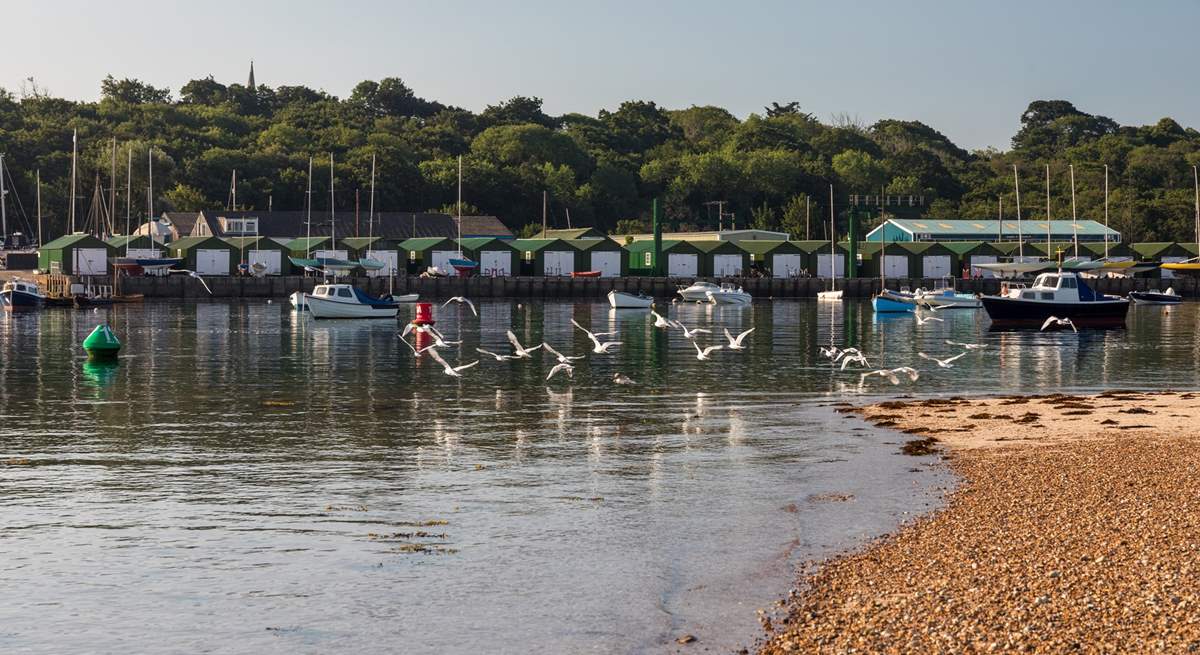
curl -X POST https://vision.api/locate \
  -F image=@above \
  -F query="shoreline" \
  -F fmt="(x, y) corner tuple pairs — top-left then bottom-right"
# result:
(759, 390), (1200, 653)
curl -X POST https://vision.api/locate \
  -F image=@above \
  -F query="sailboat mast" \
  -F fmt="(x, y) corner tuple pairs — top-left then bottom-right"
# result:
(126, 146), (132, 256)
(368, 153), (376, 243)
(829, 184), (836, 287)
(997, 195), (1003, 242)
(329, 152), (335, 252)
(1103, 164), (1109, 259)
(1194, 165), (1199, 259)
(457, 155), (464, 254)
(69, 129), (78, 233)
(1045, 164), (1051, 255)
(541, 189), (547, 236)
(148, 147), (154, 247)
(110, 138), (117, 236)
(1011, 165), (1024, 261)
(36, 170), (42, 248)
(1069, 164), (1078, 258)
(0, 154), (7, 241)
(305, 157), (313, 259)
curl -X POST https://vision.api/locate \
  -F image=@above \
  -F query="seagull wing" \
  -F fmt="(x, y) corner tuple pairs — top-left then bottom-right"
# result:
(477, 348), (503, 360)
(441, 298), (455, 308)
(1067, 319), (1078, 333)
(702, 345), (724, 357)
(694, 328), (712, 335)
(427, 348), (450, 369)
(401, 322), (415, 339)
(735, 327), (755, 345)
(542, 342), (563, 359)
(918, 352), (933, 361)
(465, 298), (477, 316)
(1040, 316), (1059, 331)
(945, 352), (968, 364)
(506, 330), (524, 349)
(570, 318), (592, 338)
(723, 328), (737, 347)
(453, 360), (480, 373)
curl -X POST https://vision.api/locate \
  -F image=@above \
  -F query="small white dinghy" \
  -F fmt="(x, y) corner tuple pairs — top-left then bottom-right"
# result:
(304, 283), (400, 319)
(677, 281), (721, 302)
(705, 283), (752, 305)
(608, 290), (653, 309)
(289, 291), (308, 311)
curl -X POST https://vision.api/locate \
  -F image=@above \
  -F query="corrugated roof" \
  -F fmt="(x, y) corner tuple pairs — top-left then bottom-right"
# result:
(170, 236), (232, 251)
(458, 237), (514, 251)
(511, 238), (577, 252)
(879, 218), (1119, 238)
(40, 234), (107, 250)
(734, 240), (800, 255)
(567, 238), (619, 251)
(456, 216), (513, 238)
(536, 228), (602, 240)
(400, 237), (451, 251)
(284, 236), (331, 251)
(339, 237), (382, 249)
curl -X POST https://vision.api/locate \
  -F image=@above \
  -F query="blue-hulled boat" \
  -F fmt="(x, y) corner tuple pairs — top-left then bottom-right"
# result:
(0, 277), (46, 310)
(872, 289), (916, 313)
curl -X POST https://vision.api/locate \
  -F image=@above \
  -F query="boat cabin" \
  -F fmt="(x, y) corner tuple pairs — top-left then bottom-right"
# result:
(311, 284), (357, 300)
(999, 272), (1103, 303)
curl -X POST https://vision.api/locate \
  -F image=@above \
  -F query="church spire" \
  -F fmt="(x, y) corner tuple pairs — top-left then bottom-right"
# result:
(247, 60), (256, 91)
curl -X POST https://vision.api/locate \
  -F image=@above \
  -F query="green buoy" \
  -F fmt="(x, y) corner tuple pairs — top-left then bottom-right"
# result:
(82, 324), (121, 360)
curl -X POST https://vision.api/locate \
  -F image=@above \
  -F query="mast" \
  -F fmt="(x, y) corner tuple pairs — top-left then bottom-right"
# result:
(541, 189), (547, 237)
(1103, 164), (1109, 259)
(1194, 165), (1199, 260)
(829, 184), (836, 288)
(457, 155), (464, 255)
(1045, 164), (1051, 256)
(329, 152), (335, 257)
(997, 195), (1003, 242)
(0, 154), (6, 242)
(805, 196), (810, 240)
(109, 138), (117, 236)
(305, 156), (313, 259)
(368, 153), (376, 244)
(69, 129), (78, 233)
(1069, 164), (1078, 258)
(148, 146), (154, 247)
(36, 170), (42, 248)
(125, 146), (132, 256)
(1012, 164), (1023, 260)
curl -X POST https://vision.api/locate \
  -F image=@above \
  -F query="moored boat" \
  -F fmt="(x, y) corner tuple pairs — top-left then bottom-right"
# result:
(1129, 287), (1181, 305)
(915, 279), (981, 309)
(705, 283), (752, 305)
(0, 277), (47, 310)
(872, 289), (916, 313)
(607, 290), (653, 309)
(304, 283), (399, 319)
(571, 270), (601, 278)
(981, 270), (1129, 329)
(677, 280), (721, 302)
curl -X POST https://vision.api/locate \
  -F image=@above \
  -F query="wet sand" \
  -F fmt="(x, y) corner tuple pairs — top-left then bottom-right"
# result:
(759, 391), (1200, 653)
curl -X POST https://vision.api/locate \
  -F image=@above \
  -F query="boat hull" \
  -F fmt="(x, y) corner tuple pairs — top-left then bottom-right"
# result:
(981, 295), (1129, 329)
(1129, 291), (1181, 305)
(1160, 262), (1200, 277)
(816, 290), (843, 301)
(918, 292), (982, 309)
(607, 290), (653, 309)
(305, 294), (399, 319)
(0, 289), (45, 309)
(871, 294), (915, 313)
(706, 290), (751, 305)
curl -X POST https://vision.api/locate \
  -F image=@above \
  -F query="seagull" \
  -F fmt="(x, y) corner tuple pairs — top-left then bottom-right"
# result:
(831, 347), (863, 364)
(859, 366), (920, 386)
(692, 341), (724, 361)
(1041, 316), (1078, 332)
(945, 340), (987, 350)
(427, 349), (479, 378)
(839, 352), (870, 370)
(914, 311), (944, 325)
(542, 342), (586, 364)
(400, 336), (437, 357)
(650, 309), (672, 329)
(723, 327), (755, 350)
(546, 362), (575, 380)
(612, 373), (637, 385)
(673, 321), (711, 339)
(425, 326), (461, 348)
(506, 330), (543, 358)
(442, 296), (478, 317)
(477, 348), (518, 361)
(918, 351), (968, 368)
(171, 269), (214, 295)
(819, 345), (842, 361)
(571, 319), (622, 354)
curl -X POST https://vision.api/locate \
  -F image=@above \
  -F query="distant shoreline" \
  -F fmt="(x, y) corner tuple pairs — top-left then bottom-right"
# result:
(759, 390), (1200, 653)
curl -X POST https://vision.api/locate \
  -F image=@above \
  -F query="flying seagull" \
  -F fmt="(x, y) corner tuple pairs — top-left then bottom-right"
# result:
(442, 296), (478, 317)
(918, 351), (968, 368)
(692, 341), (724, 361)
(650, 309), (672, 329)
(506, 330), (543, 358)
(1041, 316), (1078, 332)
(839, 352), (870, 370)
(945, 340), (987, 350)
(723, 327), (755, 350)
(673, 321), (712, 340)
(542, 342), (586, 364)
(477, 348), (518, 361)
(427, 348), (479, 378)
(547, 362), (575, 381)
(914, 311), (944, 325)
(612, 372), (637, 385)
(859, 366), (920, 386)
(571, 319), (622, 354)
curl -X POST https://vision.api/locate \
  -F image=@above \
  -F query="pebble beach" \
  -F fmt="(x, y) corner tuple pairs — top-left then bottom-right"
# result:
(759, 391), (1200, 653)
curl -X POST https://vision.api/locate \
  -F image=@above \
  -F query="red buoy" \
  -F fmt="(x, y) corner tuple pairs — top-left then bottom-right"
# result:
(413, 301), (435, 326)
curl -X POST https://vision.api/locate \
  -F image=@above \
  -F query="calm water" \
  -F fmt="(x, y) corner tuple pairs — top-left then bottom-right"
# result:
(1, 299), (1196, 654)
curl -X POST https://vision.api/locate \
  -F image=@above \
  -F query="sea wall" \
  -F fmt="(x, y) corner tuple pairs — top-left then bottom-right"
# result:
(40, 274), (1200, 300)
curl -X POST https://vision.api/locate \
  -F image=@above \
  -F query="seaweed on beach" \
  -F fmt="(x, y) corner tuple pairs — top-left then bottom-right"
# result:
(1013, 412), (1041, 424)
(900, 437), (940, 456)
(1120, 407), (1154, 415)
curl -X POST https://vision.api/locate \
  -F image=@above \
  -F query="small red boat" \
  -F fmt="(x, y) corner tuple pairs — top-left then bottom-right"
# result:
(571, 271), (601, 278)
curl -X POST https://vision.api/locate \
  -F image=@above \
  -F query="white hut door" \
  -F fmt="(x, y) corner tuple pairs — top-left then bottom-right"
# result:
(923, 255), (951, 278)
(712, 254), (742, 277)
(667, 253), (698, 277)
(590, 251), (620, 277)
(480, 251), (511, 276)
(772, 253), (802, 278)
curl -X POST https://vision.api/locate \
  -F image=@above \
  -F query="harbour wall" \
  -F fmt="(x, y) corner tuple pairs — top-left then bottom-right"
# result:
(42, 274), (1200, 300)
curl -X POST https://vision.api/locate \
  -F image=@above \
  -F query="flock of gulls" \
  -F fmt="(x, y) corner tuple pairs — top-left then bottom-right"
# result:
(394, 298), (1076, 390)
(397, 298), (755, 386)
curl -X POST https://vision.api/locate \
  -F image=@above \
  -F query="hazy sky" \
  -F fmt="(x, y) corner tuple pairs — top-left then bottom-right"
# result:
(5, 0), (1197, 150)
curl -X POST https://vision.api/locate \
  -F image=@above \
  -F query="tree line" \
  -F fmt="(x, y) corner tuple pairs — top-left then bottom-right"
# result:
(0, 75), (1198, 243)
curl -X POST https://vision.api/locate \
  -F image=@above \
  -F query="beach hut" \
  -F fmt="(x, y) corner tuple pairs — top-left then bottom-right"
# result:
(38, 234), (114, 275)
(509, 238), (580, 276)
(694, 240), (750, 277)
(661, 240), (706, 277)
(898, 242), (957, 279)
(341, 236), (402, 277)
(793, 241), (848, 279)
(400, 237), (453, 275)
(170, 236), (239, 276)
(735, 240), (806, 278)
(1079, 241), (1132, 261)
(569, 238), (626, 277)
(285, 236), (349, 261)
(223, 236), (292, 275)
(1133, 242), (1193, 278)
(459, 238), (519, 276)
(625, 240), (657, 276)
(106, 234), (165, 259)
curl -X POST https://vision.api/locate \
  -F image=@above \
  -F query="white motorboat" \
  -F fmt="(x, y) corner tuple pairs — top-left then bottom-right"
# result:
(304, 284), (399, 319)
(392, 293), (420, 303)
(0, 277), (46, 310)
(608, 290), (653, 308)
(916, 278), (982, 309)
(677, 280), (721, 302)
(981, 271), (1129, 329)
(705, 283), (752, 305)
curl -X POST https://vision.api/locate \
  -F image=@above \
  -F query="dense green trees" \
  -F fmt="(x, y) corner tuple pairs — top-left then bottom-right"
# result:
(0, 76), (1197, 243)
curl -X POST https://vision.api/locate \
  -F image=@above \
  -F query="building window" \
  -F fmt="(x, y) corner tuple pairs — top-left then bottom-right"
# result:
(644, 252), (652, 266)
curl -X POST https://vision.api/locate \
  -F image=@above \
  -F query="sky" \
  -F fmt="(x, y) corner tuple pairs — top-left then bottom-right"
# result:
(4, 0), (1198, 151)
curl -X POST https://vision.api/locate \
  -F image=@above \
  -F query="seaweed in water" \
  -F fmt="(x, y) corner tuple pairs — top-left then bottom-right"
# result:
(901, 437), (940, 456)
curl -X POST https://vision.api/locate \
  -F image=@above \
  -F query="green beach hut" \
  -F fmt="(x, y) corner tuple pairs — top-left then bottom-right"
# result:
(400, 237), (453, 274)
(38, 234), (114, 275)
(459, 238), (519, 276)
(735, 240), (806, 278)
(223, 236), (292, 275)
(510, 238), (579, 276)
(170, 236), (239, 276)
(694, 240), (750, 277)
(569, 238), (626, 277)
